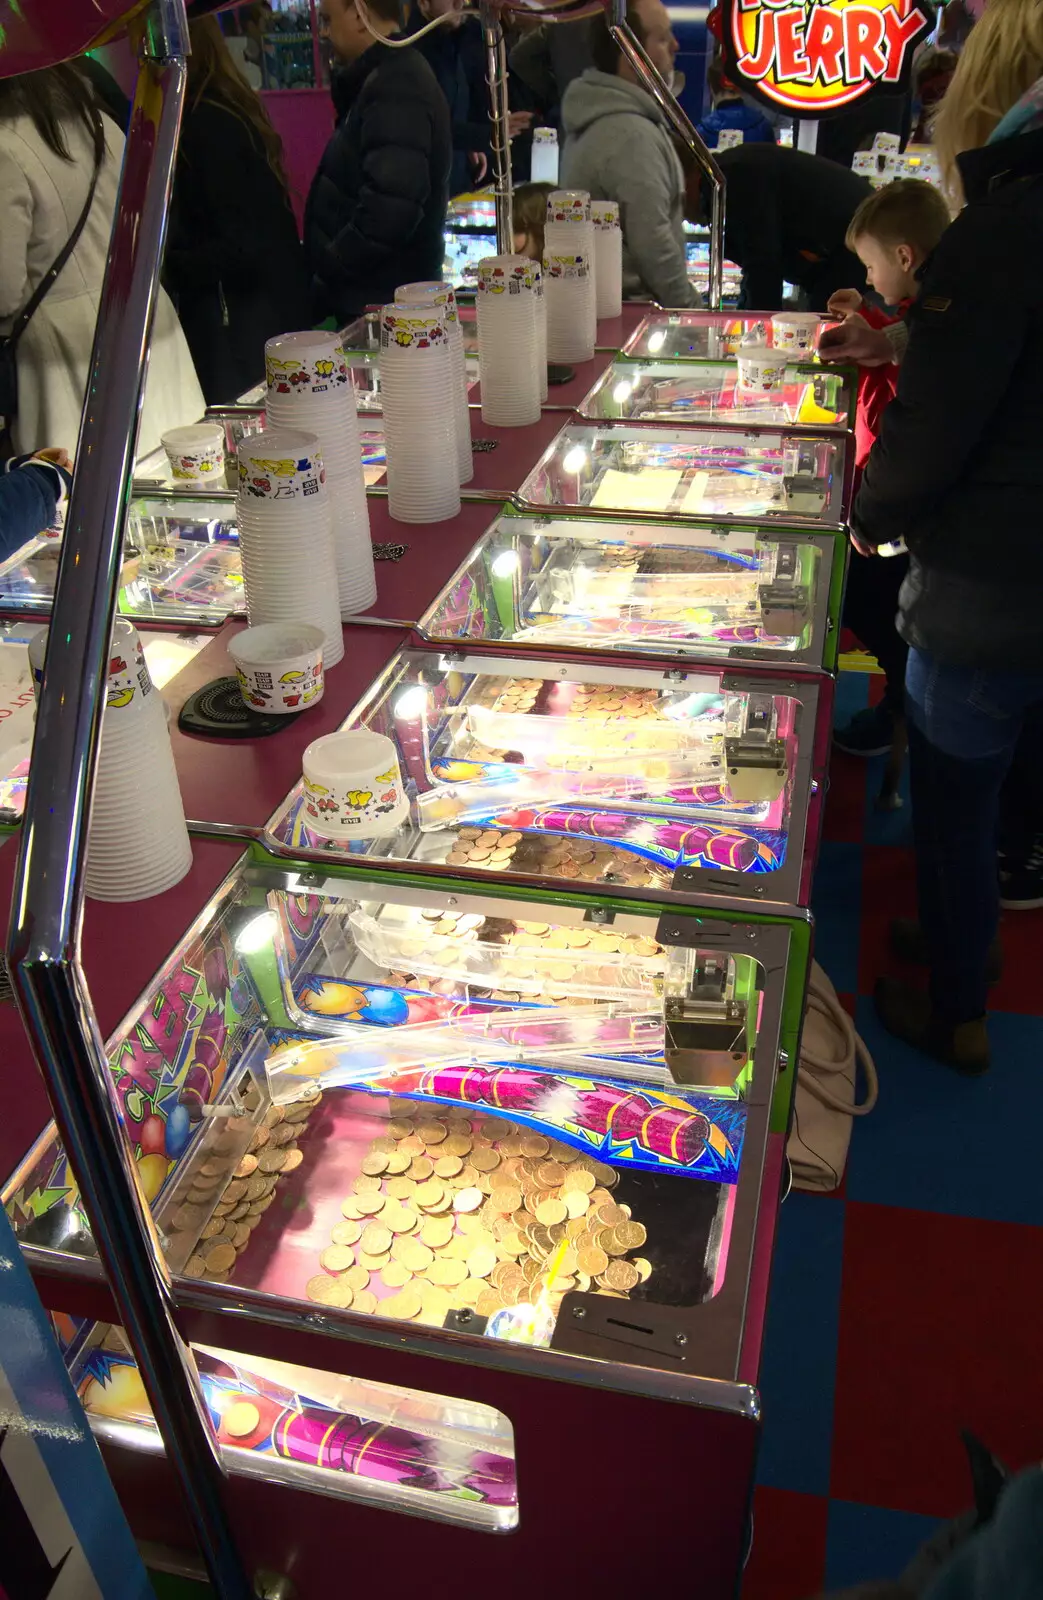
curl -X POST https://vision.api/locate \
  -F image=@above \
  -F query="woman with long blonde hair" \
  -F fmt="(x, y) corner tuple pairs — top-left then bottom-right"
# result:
(835, 0), (1043, 1070)
(164, 16), (310, 402)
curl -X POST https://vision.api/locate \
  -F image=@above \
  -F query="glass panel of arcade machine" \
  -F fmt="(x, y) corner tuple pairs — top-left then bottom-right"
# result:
(416, 509), (842, 672)
(0, 519), (244, 625)
(4, 864), (793, 1457)
(340, 307), (480, 360)
(517, 423), (848, 531)
(70, 1321), (519, 1528)
(623, 310), (833, 362)
(579, 358), (855, 433)
(265, 646), (820, 908)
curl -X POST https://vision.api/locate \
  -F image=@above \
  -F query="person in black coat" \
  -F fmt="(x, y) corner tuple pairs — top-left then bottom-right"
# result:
(848, 13), (1043, 1072)
(304, 0), (451, 323)
(700, 144), (872, 309)
(408, 1), (490, 195)
(164, 17), (310, 404)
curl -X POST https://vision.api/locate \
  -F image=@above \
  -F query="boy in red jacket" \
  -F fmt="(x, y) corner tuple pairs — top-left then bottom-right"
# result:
(829, 180), (951, 755)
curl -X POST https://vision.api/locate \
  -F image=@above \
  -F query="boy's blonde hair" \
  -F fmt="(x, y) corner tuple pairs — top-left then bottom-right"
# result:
(512, 181), (555, 256)
(845, 178), (953, 256)
(933, 0), (1043, 204)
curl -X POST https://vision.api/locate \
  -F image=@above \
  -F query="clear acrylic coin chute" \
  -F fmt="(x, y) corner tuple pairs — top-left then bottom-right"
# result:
(263, 644), (826, 909)
(516, 421), (851, 532)
(416, 505), (847, 676)
(578, 356), (856, 434)
(3, 849), (810, 1560)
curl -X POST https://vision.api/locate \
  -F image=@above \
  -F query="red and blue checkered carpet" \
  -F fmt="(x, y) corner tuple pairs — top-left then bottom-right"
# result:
(742, 669), (1043, 1597)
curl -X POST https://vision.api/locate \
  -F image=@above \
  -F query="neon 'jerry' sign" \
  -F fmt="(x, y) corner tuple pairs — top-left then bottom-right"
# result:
(724, 0), (931, 117)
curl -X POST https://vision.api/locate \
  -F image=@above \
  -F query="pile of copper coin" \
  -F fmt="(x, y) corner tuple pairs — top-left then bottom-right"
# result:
(306, 1105), (652, 1328)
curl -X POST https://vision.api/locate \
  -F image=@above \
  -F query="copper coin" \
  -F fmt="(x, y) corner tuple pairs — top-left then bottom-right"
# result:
(360, 1223), (393, 1255)
(306, 1274), (353, 1308)
(361, 1152), (389, 1176)
(352, 1290), (378, 1314)
(332, 1220), (362, 1247)
(206, 1242), (236, 1273)
(321, 1245), (355, 1274)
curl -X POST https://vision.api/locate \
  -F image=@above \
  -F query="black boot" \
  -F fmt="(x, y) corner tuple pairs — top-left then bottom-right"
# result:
(874, 977), (990, 1074)
(888, 917), (1003, 984)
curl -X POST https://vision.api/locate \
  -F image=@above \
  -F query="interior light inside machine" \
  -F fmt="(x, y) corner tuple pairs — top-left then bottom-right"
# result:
(394, 684), (429, 720)
(561, 445), (588, 474)
(491, 550), (520, 579)
(646, 330), (667, 354)
(612, 380), (634, 405)
(235, 910), (278, 956)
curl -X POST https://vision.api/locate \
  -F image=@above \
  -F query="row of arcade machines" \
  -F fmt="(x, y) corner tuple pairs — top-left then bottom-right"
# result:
(1, 306), (854, 1594)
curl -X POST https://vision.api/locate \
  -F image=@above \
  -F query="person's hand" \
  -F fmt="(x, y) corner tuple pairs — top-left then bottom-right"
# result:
(507, 110), (534, 138)
(818, 317), (894, 367)
(827, 288), (863, 317)
(468, 150), (489, 183)
(35, 447), (72, 471)
(849, 529), (876, 557)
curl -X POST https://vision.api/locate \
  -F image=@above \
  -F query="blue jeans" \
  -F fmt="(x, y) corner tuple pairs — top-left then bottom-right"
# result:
(906, 648), (1043, 1022)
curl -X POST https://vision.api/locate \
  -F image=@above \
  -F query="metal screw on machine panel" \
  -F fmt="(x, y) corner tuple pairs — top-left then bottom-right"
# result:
(572, 1305), (586, 1319)
(298, 872), (323, 888)
(674, 1333), (688, 1347)
(668, 928), (682, 938)
(447, 896), (458, 907)
(457, 1307), (473, 1324)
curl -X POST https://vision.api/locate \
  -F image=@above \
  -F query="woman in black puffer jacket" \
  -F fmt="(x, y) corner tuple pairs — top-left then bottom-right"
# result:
(845, 0), (1043, 1073)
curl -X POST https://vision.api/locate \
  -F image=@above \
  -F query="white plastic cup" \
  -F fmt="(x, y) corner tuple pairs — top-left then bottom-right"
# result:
(228, 623), (325, 715)
(530, 127), (559, 184)
(737, 346), (789, 394)
(772, 313), (821, 353)
(161, 423), (225, 484)
(475, 256), (542, 428)
(302, 728), (407, 839)
(395, 281), (473, 483)
(591, 201), (623, 321)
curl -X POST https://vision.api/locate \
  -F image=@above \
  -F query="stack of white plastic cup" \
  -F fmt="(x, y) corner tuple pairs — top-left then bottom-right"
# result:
(531, 260), (548, 402)
(544, 250), (595, 364)
(544, 190), (597, 350)
(264, 330), (376, 618)
(30, 620), (193, 902)
(530, 127), (559, 184)
(395, 281), (473, 484)
(379, 304), (461, 524)
(236, 429), (344, 667)
(475, 256), (542, 427)
(591, 200), (623, 320)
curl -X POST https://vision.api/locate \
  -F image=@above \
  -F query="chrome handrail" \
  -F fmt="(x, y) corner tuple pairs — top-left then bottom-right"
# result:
(6, 2), (251, 1593)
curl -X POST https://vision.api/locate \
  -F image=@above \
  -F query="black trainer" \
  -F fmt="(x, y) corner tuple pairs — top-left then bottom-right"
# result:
(833, 702), (896, 757)
(888, 917), (1003, 983)
(999, 840), (1043, 910)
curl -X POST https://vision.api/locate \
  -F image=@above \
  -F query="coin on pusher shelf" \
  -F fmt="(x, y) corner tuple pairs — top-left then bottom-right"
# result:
(306, 1274), (353, 1308)
(633, 1257), (653, 1283)
(382, 1287), (422, 1321)
(383, 1203), (419, 1234)
(320, 1245), (355, 1274)
(381, 1261), (412, 1289)
(352, 1289), (378, 1314)
(361, 1152), (389, 1177)
(224, 1401), (260, 1439)
(421, 1216), (455, 1248)
(358, 1250), (390, 1273)
(332, 1220), (362, 1248)
(453, 1187), (483, 1213)
(361, 1223), (393, 1256)
(206, 1241), (236, 1274)
(183, 1254), (206, 1279)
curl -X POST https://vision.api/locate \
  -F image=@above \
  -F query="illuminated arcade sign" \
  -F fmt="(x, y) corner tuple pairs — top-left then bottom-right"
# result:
(724, 0), (931, 117)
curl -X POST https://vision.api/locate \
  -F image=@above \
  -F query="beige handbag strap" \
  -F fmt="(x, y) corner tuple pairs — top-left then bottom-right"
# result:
(797, 972), (879, 1116)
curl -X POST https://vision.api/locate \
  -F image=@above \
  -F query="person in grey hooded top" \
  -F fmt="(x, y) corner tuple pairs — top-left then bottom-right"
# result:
(560, 0), (698, 308)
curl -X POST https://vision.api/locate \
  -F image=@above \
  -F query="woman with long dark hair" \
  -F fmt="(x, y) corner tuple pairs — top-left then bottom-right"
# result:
(165, 17), (311, 403)
(0, 63), (203, 456)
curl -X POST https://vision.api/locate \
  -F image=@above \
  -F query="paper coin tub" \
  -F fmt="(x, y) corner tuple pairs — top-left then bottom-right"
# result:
(228, 623), (325, 715)
(591, 200), (623, 321)
(30, 619), (193, 901)
(771, 313), (823, 353)
(544, 190), (597, 353)
(474, 257), (542, 429)
(235, 428), (344, 668)
(264, 330), (377, 618)
(302, 728), (407, 843)
(395, 281), (473, 484)
(160, 422), (225, 484)
(378, 304), (461, 524)
(736, 346), (790, 395)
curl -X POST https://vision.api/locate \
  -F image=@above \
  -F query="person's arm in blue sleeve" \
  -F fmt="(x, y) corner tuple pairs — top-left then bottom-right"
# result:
(0, 455), (71, 560)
